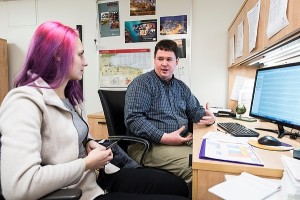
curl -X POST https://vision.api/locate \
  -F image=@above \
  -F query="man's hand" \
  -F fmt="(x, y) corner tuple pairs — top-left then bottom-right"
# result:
(160, 126), (193, 145)
(199, 102), (215, 125)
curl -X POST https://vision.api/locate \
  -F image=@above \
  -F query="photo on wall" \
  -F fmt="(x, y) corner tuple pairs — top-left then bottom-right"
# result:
(174, 38), (186, 58)
(130, 0), (156, 16)
(125, 19), (157, 43)
(160, 15), (187, 35)
(98, 1), (120, 37)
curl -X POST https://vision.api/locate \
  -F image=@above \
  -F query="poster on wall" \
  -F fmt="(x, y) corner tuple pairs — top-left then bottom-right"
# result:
(160, 15), (187, 35)
(174, 39), (186, 58)
(99, 49), (151, 88)
(125, 19), (157, 43)
(98, 1), (120, 37)
(130, 0), (156, 16)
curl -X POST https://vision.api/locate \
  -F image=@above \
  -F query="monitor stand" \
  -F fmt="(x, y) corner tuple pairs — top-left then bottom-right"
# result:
(278, 124), (289, 138)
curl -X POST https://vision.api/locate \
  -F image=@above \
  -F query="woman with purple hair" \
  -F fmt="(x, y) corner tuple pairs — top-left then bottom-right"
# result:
(0, 21), (189, 200)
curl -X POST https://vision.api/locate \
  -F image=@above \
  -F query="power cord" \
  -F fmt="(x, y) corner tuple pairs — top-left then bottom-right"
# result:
(289, 129), (300, 140)
(290, 132), (300, 139)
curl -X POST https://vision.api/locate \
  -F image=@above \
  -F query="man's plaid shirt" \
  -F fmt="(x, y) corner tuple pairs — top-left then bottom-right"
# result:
(125, 70), (206, 143)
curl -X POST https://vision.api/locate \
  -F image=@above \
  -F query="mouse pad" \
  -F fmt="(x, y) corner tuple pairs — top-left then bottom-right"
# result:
(248, 139), (294, 151)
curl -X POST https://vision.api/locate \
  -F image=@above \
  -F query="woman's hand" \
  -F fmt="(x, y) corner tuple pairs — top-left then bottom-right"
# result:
(84, 140), (113, 171)
(85, 140), (101, 154)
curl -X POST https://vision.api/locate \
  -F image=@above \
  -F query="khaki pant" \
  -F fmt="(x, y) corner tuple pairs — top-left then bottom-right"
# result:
(128, 143), (192, 184)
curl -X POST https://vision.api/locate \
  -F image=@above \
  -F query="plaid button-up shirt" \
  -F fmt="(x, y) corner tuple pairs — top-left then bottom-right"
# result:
(125, 70), (206, 143)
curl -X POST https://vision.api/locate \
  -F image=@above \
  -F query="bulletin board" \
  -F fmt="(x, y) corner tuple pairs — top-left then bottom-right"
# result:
(96, 0), (192, 88)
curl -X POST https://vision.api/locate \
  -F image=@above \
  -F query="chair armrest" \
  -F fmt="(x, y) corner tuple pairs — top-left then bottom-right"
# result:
(108, 135), (150, 166)
(39, 189), (82, 200)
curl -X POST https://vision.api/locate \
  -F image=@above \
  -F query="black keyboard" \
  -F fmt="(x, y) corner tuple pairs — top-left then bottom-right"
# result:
(217, 122), (260, 137)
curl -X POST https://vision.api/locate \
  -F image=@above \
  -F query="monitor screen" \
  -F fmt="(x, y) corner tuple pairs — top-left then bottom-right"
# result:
(249, 62), (300, 138)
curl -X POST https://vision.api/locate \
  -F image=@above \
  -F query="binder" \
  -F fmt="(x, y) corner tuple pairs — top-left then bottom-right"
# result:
(199, 138), (264, 166)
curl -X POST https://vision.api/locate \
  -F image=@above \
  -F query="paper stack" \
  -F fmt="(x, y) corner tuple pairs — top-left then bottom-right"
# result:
(281, 155), (300, 199)
(208, 172), (281, 200)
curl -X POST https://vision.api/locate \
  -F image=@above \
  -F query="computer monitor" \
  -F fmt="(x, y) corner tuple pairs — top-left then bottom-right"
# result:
(249, 62), (300, 138)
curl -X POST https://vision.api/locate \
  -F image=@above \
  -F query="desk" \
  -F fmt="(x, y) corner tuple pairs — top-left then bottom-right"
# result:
(87, 112), (108, 140)
(192, 117), (300, 200)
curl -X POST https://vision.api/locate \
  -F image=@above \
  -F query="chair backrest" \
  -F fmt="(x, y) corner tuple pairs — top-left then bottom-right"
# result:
(98, 89), (152, 165)
(98, 89), (193, 136)
(98, 89), (193, 135)
(98, 89), (127, 137)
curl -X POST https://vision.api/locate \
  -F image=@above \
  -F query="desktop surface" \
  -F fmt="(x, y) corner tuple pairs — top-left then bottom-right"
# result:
(192, 117), (300, 200)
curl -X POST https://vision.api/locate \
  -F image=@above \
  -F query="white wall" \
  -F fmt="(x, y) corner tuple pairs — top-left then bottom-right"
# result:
(0, 0), (244, 114)
(191, 0), (244, 107)
(0, 0), (100, 114)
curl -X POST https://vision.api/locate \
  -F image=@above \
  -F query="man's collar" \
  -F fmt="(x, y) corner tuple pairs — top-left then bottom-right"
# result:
(152, 70), (174, 86)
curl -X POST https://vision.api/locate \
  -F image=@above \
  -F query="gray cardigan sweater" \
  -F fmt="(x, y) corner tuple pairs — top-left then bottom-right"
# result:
(0, 78), (118, 200)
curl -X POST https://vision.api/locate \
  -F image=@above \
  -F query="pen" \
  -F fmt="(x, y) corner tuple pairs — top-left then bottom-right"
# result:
(217, 128), (228, 134)
(106, 141), (118, 150)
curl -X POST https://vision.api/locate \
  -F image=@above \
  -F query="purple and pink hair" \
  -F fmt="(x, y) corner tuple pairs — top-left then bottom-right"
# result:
(14, 21), (83, 106)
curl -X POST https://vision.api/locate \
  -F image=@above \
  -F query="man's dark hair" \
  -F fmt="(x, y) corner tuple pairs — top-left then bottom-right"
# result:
(154, 39), (178, 58)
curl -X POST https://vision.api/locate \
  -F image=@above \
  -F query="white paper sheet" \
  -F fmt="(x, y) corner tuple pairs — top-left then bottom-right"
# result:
(281, 155), (300, 181)
(230, 36), (235, 65)
(235, 21), (244, 58)
(238, 79), (254, 116)
(267, 0), (289, 39)
(202, 131), (250, 144)
(247, 0), (261, 53)
(230, 76), (254, 101)
(209, 172), (281, 200)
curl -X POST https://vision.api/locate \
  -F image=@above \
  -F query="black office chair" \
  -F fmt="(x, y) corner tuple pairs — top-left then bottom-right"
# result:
(0, 134), (82, 200)
(98, 89), (193, 198)
(98, 89), (150, 166)
(98, 89), (194, 165)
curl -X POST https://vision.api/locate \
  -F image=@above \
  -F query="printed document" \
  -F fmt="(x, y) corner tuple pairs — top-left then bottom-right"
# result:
(209, 172), (281, 200)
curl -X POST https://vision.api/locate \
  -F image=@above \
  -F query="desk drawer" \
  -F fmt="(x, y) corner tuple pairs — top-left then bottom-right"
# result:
(87, 113), (108, 140)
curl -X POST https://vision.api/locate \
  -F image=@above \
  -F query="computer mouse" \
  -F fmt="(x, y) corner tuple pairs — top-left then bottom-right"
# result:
(258, 135), (281, 146)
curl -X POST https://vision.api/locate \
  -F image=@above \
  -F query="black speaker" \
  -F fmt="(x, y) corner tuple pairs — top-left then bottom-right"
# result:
(76, 25), (83, 90)
(76, 25), (82, 41)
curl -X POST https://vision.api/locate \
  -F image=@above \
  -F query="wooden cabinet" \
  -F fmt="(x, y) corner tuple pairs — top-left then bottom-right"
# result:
(228, 0), (300, 67)
(227, 0), (300, 110)
(228, 0), (267, 67)
(264, 0), (300, 47)
(0, 38), (9, 104)
(87, 112), (109, 140)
